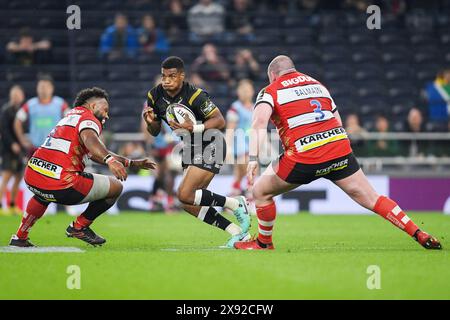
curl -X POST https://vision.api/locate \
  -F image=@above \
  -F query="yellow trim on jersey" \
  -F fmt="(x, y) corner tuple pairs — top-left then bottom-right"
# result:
(301, 134), (347, 152)
(147, 91), (155, 105)
(188, 88), (203, 106)
(28, 163), (58, 179)
(204, 107), (219, 119)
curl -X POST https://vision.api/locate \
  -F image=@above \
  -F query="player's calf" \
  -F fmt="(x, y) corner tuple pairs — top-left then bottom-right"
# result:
(14, 196), (49, 242)
(373, 196), (442, 250)
(69, 176), (122, 245)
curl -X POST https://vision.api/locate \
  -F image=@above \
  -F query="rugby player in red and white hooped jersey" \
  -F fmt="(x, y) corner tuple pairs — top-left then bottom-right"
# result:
(9, 87), (156, 247)
(234, 55), (441, 250)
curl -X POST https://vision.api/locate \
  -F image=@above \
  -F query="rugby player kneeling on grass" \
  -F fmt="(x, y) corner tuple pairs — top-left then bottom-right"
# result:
(9, 87), (156, 247)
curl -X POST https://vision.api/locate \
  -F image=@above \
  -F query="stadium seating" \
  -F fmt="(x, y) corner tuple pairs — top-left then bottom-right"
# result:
(0, 1), (448, 133)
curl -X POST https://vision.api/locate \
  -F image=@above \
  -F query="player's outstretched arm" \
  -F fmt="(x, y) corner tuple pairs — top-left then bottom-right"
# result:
(80, 128), (128, 181)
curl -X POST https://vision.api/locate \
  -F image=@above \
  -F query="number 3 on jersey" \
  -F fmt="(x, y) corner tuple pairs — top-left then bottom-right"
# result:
(311, 100), (325, 121)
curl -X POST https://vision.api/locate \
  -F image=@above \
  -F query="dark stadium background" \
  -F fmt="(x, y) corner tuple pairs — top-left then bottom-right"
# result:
(0, 0), (449, 213)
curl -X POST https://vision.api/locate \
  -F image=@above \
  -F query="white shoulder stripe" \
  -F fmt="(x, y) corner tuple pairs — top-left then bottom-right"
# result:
(287, 110), (334, 129)
(79, 120), (100, 135)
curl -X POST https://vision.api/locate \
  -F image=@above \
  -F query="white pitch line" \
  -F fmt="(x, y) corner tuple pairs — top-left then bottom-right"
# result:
(161, 247), (230, 252)
(0, 246), (85, 253)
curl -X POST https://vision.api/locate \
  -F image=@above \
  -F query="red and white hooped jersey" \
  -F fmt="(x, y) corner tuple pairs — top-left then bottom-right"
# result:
(24, 106), (103, 190)
(255, 71), (352, 164)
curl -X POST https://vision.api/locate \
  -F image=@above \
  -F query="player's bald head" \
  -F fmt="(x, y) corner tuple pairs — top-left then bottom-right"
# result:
(267, 55), (296, 81)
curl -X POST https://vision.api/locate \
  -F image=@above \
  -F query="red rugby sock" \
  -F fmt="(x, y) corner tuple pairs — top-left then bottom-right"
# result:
(373, 196), (419, 236)
(16, 196), (48, 239)
(232, 180), (241, 191)
(74, 215), (92, 229)
(256, 201), (277, 244)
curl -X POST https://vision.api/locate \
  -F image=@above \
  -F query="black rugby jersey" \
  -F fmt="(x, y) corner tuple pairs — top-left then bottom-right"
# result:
(146, 82), (218, 124)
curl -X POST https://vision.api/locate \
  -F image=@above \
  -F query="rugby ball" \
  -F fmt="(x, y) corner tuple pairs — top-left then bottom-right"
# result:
(166, 103), (196, 124)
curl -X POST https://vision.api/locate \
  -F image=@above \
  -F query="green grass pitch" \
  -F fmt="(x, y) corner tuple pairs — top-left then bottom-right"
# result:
(0, 212), (449, 299)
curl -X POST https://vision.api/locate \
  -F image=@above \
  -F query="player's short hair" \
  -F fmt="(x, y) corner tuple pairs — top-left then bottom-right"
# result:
(73, 87), (109, 108)
(161, 56), (185, 72)
(37, 73), (54, 85)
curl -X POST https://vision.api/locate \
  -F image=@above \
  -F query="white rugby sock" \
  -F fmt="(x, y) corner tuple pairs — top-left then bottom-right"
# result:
(224, 197), (240, 211)
(225, 223), (242, 236)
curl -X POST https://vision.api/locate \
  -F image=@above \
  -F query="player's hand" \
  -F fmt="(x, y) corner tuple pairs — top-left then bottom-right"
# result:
(11, 142), (21, 155)
(108, 158), (128, 181)
(247, 160), (259, 186)
(142, 107), (156, 125)
(131, 158), (157, 170)
(169, 114), (194, 132)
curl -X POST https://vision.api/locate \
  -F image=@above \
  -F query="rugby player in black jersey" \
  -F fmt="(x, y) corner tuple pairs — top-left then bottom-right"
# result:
(142, 56), (251, 247)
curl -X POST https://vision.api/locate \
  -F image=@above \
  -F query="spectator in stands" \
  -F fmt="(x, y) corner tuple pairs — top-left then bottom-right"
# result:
(99, 13), (139, 61)
(187, 0), (225, 42)
(138, 14), (169, 56)
(295, 0), (322, 11)
(14, 75), (69, 156)
(343, 0), (370, 12)
(227, 0), (255, 42)
(191, 43), (230, 87)
(6, 27), (51, 65)
(404, 108), (428, 157)
(0, 85), (26, 216)
(424, 68), (450, 122)
(231, 49), (260, 82)
(367, 115), (400, 157)
(345, 113), (368, 156)
(164, 0), (188, 38)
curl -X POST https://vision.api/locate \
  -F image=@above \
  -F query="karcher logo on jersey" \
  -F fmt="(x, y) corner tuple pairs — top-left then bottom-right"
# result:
(295, 127), (348, 153)
(28, 157), (63, 179)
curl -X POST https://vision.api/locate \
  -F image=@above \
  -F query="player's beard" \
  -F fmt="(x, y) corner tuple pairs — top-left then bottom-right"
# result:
(93, 112), (106, 127)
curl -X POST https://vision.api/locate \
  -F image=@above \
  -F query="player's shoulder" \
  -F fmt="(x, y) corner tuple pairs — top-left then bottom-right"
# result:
(147, 84), (163, 104)
(74, 107), (98, 122)
(184, 82), (209, 106)
(77, 109), (102, 134)
(52, 96), (65, 105)
(26, 97), (39, 106)
(255, 85), (275, 108)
